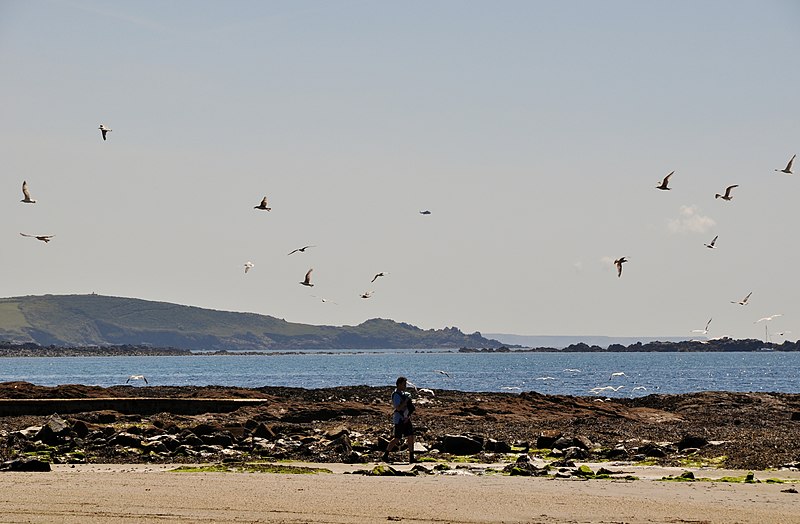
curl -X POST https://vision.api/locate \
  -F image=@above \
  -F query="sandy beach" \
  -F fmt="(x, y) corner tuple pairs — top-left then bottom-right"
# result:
(2, 462), (799, 524)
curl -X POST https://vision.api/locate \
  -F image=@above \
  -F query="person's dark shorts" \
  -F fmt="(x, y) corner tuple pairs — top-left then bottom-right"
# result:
(393, 418), (414, 438)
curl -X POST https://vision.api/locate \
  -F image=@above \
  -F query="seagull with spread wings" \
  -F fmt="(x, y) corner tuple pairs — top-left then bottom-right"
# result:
(614, 257), (628, 278)
(20, 181), (36, 203)
(254, 197), (271, 211)
(731, 292), (753, 305)
(715, 185), (738, 201)
(299, 268), (314, 287)
(656, 171), (674, 190)
(704, 235), (718, 249)
(98, 124), (111, 141)
(371, 272), (387, 283)
(244, 261), (254, 274)
(691, 318), (713, 335)
(288, 245), (315, 255)
(775, 154), (795, 174)
(20, 233), (54, 243)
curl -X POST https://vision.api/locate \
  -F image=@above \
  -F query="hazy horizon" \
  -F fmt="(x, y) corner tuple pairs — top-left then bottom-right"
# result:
(2, 1), (798, 341)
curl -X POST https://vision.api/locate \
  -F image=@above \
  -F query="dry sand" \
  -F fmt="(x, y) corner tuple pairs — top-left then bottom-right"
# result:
(1, 462), (799, 523)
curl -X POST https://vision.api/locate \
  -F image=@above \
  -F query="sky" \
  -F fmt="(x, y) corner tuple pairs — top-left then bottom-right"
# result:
(1, 0), (799, 341)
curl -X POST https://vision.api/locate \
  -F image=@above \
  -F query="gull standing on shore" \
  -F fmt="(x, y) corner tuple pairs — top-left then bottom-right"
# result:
(20, 181), (36, 203)
(775, 154), (795, 174)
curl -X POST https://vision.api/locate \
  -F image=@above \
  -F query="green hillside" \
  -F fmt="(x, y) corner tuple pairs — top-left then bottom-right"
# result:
(0, 294), (501, 350)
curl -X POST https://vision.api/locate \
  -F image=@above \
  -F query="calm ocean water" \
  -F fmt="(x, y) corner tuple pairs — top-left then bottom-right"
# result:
(1, 351), (798, 396)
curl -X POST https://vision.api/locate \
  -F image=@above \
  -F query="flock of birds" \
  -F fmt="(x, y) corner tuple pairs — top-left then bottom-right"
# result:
(611, 153), (796, 344)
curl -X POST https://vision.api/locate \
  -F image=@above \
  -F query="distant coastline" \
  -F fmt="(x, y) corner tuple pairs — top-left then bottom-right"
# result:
(1, 337), (797, 357)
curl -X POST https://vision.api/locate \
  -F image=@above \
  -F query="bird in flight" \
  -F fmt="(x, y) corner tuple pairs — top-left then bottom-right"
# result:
(614, 257), (628, 277)
(715, 185), (738, 201)
(704, 235), (718, 249)
(20, 181), (36, 203)
(244, 261), (254, 274)
(731, 292), (753, 305)
(775, 154), (795, 175)
(360, 290), (373, 299)
(288, 245), (315, 255)
(691, 318), (713, 335)
(20, 233), (54, 243)
(126, 375), (148, 384)
(371, 272), (387, 283)
(419, 210), (432, 215)
(254, 197), (271, 211)
(609, 371), (627, 379)
(656, 171), (674, 190)
(755, 314), (782, 323)
(434, 369), (451, 378)
(98, 124), (111, 141)
(299, 268), (314, 287)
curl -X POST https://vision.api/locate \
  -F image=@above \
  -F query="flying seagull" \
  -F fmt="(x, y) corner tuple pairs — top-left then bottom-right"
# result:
(656, 171), (674, 190)
(126, 375), (148, 384)
(360, 290), (373, 299)
(610, 371), (627, 379)
(20, 233), (54, 243)
(299, 268), (314, 287)
(98, 124), (111, 141)
(755, 314), (783, 323)
(419, 210), (432, 215)
(715, 185), (738, 201)
(371, 272), (387, 283)
(691, 318), (713, 335)
(614, 257), (628, 278)
(434, 370), (451, 378)
(775, 154), (795, 175)
(287, 245), (315, 255)
(244, 261), (254, 274)
(20, 181), (36, 203)
(731, 291), (753, 305)
(254, 197), (271, 211)
(704, 235), (718, 249)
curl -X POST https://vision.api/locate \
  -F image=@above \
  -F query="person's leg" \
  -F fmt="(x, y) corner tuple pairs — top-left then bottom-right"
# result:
(383, 432), (399, 461)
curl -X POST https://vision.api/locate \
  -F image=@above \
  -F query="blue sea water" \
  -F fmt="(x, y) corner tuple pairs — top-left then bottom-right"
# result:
(1, 351), (798, 396)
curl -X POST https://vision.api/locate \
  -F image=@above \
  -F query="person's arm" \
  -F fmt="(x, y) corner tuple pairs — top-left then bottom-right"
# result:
(393, 392), (408, 412)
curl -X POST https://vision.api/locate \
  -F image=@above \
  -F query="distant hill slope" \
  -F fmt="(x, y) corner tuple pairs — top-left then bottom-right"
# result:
(484, 333), (693, 349)
(0, 294), (503, 351)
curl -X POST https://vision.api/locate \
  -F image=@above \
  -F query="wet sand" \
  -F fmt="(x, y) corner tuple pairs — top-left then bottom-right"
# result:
(1, 463), (798, 523)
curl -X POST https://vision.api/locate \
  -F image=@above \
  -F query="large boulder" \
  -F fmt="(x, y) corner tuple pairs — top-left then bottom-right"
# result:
(439, 434), (483, 455)
(0, 458), (51, 472)
(35, 414), (72, 445)
(676, 435), (708, 451)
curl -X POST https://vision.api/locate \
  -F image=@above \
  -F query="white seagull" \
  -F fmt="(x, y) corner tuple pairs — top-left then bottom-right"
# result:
(20, 181), (36, 203)
(99, 124), (112, 141)
(691, 318), (713, 335)
(126, 375), (148, 384)
(20, 233), (54, 243)
(755, 314), (783, 323)
(775, 154), (795, 175)
(288, 245), (315, 255)
(704, 235), (718, 249)
(243, 261), (254, 274)
(732, 292), (753, 306)
(434, 369), (451, 378)
(656, 171), (674, 190)
(609, 371), (627, 379)
(715, 185), (738, 201)
(299, 268), (314, 287)
(360, 290), (374, 299)
(254, 197), (271, 211)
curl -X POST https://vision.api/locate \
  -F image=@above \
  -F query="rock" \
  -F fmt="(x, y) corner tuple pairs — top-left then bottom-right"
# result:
(325, 426), (349, 440)
(109, 432), (143, 448)
(638, 442), (667, 458)
(790, 412), (800, 421)
(328, 434), (352, 456)
(252, 423), (276, 440)
(191, 423), (222, 436)
(677, 435), (708, 451)
(71, 420), (90, 438)
(574, 465), (594, 477)
(574, 435), (593, 450)
(439, 434), (483, 455)
(0, 458), (51, 472)
(14, 426), (42, 439)
(201, 433), (233, 448)
(563, 446), (588, 460)
(604, 446), (628, 460)
(484, 438), (512, 453)
(35, 414), (72, 445)
(536, 430), (562, 449)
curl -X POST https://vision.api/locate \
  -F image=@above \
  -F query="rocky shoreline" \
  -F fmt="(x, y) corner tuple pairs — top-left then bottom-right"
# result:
(0, 382), (798, 473)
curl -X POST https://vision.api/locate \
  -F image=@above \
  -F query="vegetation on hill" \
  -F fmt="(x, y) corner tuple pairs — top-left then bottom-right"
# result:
(0, 294), (501, 351)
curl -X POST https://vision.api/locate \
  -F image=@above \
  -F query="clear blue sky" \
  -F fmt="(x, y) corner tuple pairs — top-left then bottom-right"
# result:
(1, 1), (799, 340)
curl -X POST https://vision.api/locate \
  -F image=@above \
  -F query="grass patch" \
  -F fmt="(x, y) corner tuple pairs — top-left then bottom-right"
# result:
(660, 471), (761, 483)
(170, 463), (332, 474)
(678, 455), (727, 468)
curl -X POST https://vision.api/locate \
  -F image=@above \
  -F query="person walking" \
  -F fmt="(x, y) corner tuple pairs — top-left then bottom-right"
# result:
(382, 376), (415, 463)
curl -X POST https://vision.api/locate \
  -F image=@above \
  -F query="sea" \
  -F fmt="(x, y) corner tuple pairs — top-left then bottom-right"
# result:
(1, 350), (798, 396)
